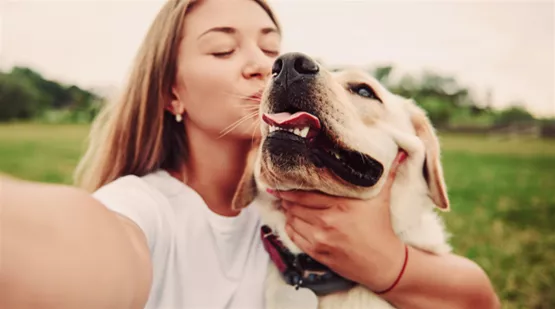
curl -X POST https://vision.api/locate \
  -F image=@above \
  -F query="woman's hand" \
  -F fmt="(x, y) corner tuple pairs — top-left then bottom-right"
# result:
(269, 152), (500, 309)
(269, 151), (408, 292)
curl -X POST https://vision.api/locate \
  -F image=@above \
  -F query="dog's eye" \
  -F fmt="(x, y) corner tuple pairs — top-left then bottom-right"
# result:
(349, 84), (381, 102)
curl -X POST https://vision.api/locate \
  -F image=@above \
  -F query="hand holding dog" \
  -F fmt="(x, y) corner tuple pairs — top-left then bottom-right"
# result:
(271, 151), (408, 292)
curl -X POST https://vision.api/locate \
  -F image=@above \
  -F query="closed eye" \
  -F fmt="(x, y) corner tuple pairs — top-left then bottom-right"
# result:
(262, 49), (280, 57)
(348, 83), (382, 103)
(212, 50), (234, 58)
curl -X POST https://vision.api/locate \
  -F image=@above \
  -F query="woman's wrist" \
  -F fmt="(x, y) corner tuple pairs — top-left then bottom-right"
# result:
(374, 246), (501, 309)
(359, 236), (408, 293)
(374, 244), (409, 295)
(375, 245), (419, 300)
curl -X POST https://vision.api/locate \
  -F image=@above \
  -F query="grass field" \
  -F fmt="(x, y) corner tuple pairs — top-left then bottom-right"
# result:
(1, 123), (554, 308)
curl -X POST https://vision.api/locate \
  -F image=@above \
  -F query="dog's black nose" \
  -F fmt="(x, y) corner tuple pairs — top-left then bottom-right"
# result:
(272, 52), (319, 85)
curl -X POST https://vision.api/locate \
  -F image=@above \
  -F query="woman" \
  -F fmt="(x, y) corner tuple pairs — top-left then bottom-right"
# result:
(0, 0), (500, 308)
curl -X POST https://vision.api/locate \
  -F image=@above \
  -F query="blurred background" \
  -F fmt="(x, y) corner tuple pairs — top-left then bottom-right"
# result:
(0, 0), (553, 308)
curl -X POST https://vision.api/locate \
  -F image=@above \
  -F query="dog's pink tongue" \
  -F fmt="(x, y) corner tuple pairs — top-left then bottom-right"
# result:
(262, 112), (321, 129)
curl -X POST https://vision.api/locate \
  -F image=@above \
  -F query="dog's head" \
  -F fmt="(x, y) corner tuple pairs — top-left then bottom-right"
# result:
(233, 52), (449, 211)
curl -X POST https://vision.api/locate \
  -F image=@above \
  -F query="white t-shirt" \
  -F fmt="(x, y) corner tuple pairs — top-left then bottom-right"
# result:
(92, 170), (270, 309)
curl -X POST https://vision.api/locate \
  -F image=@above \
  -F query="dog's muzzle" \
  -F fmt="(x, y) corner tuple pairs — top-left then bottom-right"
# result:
(263, 52), (385, 187)
(261, 225), (356, 296)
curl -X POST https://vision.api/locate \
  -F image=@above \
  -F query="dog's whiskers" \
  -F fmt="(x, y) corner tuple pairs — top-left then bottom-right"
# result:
(249, 118), (261, 145)
(239, 105), (261, 111)
(218, 111), (258, 139)
(233, 102), (261, 114)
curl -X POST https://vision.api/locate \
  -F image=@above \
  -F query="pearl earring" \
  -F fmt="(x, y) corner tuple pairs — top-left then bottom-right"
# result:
(175, 114), (183, 123)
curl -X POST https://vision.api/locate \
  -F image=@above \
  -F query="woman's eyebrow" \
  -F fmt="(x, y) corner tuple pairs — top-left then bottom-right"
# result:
(198, 27), (235, 40)
(198, 26), (279, 40)
(261, 27), (279, 35)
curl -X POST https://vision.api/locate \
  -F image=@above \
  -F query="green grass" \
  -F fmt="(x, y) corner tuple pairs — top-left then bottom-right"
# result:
(1, 123), (554, 308)
(437, 134), (555, 309)
(0, 123), (90, 183)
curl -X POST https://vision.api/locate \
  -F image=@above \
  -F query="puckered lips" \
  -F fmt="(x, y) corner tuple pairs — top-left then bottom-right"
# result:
(262, 112), (384, 187)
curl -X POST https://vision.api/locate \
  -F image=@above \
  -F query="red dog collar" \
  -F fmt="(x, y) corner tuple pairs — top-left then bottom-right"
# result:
(260, 225), (356, 296)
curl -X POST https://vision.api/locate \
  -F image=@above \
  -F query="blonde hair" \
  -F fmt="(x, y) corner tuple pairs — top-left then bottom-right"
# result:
(74, 0), (280, 192)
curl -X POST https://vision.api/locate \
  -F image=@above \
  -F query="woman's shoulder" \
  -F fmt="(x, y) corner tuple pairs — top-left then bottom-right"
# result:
(93, 170), (177, 203)
(92, 170), (179, 247)
(93, 173), (158, 204)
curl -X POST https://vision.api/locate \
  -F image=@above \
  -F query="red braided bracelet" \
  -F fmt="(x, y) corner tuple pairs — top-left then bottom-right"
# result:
(375, 244), (409, 295)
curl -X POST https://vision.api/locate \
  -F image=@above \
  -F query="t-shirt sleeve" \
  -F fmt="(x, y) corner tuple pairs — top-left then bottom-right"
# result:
(92, 175), (166, 250)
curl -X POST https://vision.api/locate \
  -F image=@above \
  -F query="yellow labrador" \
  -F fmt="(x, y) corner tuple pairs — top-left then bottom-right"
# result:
(232, 52), (451, 309)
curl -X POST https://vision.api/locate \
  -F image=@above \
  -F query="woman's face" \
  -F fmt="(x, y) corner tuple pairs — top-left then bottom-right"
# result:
(173, 0), (281, 140)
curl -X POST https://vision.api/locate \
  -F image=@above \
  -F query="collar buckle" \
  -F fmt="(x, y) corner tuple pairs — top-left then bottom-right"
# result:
(261, 225), (356, 296)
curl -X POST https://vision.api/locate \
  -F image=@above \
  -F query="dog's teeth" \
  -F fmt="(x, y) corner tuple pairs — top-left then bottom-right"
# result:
(299, 127), (309, 138)
(271, 125), (311, 138)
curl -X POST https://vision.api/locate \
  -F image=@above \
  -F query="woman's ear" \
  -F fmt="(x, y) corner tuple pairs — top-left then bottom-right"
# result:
(166, 86), (186, 117)
(231, 144), (260, 211)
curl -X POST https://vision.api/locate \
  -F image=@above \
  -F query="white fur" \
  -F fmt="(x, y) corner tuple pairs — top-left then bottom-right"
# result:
(246, 67), (452, 309)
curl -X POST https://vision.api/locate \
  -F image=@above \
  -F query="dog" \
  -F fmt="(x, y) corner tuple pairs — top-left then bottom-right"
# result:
(231, 52), (452, 309)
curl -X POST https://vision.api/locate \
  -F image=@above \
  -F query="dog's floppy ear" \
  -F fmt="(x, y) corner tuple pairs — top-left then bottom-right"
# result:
(231, 143), (260, 210)
(405, 100), (450, 211)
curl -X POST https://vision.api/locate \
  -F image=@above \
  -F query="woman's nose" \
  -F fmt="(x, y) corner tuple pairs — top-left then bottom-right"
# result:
(243, 51), (274, 80)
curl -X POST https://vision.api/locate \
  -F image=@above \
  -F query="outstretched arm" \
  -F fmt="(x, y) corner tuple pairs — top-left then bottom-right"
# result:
(0, 176), (152, 309)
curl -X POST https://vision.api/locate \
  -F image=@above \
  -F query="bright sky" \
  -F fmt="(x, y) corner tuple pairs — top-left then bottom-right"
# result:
(1, 0), (553, 117)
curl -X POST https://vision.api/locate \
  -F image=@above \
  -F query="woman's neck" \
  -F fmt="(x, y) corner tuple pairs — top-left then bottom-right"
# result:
(181, 122), (255, 217)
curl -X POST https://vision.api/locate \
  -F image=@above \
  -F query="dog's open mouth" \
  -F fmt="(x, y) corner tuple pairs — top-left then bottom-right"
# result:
(262, 112), (383, 187)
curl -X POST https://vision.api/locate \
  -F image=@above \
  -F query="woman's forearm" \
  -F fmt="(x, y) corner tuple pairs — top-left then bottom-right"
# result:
(0, 177), (152, 309)
(379, 246), (500, 309)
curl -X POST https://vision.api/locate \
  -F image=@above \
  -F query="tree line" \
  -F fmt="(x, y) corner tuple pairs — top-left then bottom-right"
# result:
(0, 65), (552, 132)
(0, 67), (101, 123)
(366, 65), (543, 129)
